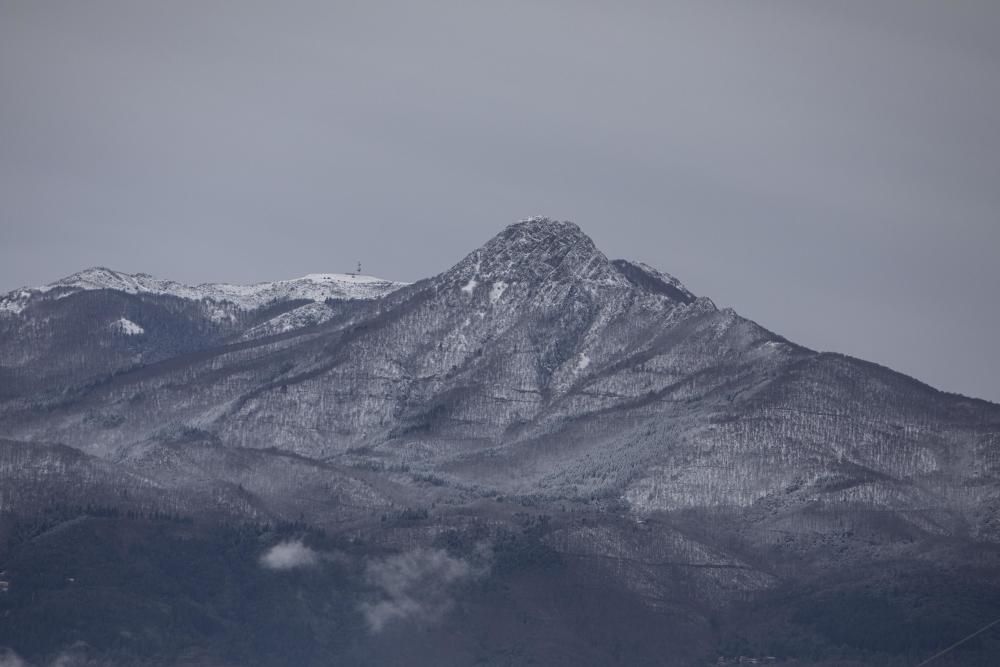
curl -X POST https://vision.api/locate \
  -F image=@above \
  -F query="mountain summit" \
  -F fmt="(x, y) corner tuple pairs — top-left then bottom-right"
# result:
(450, 217), (626, 286)
(441, 217), (699, 313)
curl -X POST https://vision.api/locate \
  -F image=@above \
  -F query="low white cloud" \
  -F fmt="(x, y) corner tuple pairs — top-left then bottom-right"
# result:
(0, 649), (27, 667)
(49, 652), (80, 667)
(360, 548), (483, 633)
(48, 644), (91, 667)
(260, 540), (320, 570)
(0, 643), (95, 667)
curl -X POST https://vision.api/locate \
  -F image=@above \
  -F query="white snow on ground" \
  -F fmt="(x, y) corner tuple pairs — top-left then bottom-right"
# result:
(240, 302), (337, 341)
(489, 281), (508, 303)
(0, 294), (28, 315)
(576, 353), (591, 371)
(0, 267), (408, 316)
(113, 317), (145, 336)
(461, 278), (478, 294)
(204, 272), (401, 305)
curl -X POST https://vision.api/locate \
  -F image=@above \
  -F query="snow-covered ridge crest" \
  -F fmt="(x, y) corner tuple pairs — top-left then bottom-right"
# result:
(610, 259), (697, 304)
(0, 266), (407, 314)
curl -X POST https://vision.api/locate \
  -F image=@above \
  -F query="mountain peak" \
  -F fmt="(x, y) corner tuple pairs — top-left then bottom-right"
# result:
(506, 216), (587, 242)
(445, 217), (626, 290)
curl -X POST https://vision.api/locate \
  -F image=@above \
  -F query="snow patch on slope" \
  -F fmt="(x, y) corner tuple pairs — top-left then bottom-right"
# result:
(489, 281), (508, 303)
(240, 302), (337, 340)
(0, 292), (29, 315)
(112, 317), (145, 336)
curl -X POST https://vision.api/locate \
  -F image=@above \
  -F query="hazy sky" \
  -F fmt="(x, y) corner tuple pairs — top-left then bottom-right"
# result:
(1, 1), (998, 402)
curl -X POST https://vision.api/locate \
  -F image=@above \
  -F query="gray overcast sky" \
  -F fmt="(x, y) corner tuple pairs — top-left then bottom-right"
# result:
(1, 1), (998, 402)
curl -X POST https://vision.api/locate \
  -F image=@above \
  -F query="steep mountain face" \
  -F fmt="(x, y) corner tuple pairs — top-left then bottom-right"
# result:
(1, 218), (998, 666)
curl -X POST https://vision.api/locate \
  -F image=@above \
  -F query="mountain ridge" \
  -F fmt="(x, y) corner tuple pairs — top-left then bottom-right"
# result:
(0, 217), (998, 665)
(0, 266), (407, 316)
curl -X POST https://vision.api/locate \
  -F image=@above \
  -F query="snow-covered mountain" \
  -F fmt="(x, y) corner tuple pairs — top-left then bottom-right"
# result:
(0, 266), (407, 399)
(1, 217), (998, 666)
(4, 217), (995, 519)
(0, 266), (405, 315)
